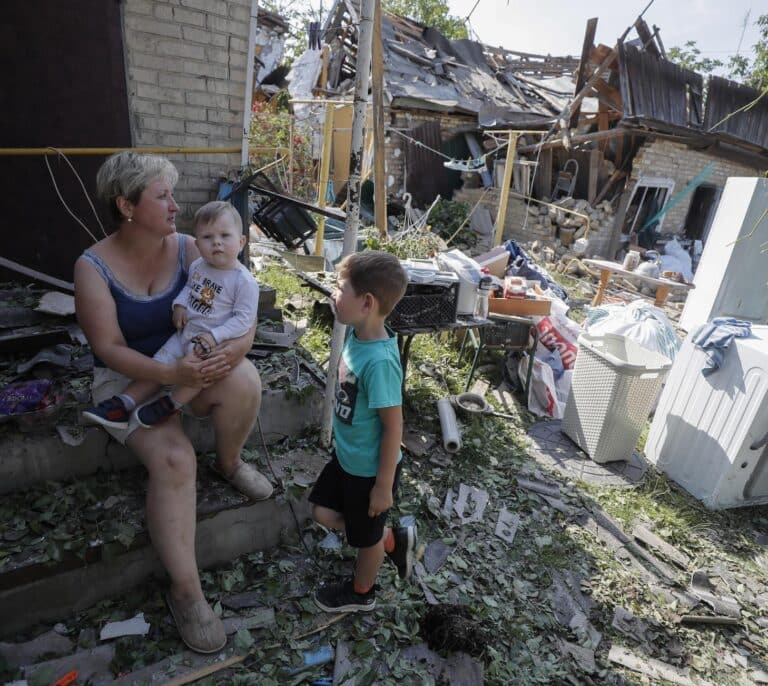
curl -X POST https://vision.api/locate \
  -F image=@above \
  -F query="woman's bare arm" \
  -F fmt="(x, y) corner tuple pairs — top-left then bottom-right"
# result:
(74, 256), (211, 386)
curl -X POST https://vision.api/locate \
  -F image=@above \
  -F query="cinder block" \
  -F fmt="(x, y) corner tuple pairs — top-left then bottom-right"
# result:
(229, 3), (251, 22)
(126, 31), (159, 54)
(128, 67), (158, 85)
(182, 0), (228, 16)
(206, 15), (249, 38)
(125, 14), (182, 38)
(155, 4), (206, 26)
(160, 102), (207, 120)
(159, 72), (206, 92)
(131, 98), (160, 115)
(182, 26), (213, 44)
(135, 82), (185, 104)
(157, 40), (206, 60)
(183, 60), (229, 79)
(131, 52), (185, 74)
(207, 108), (241, 125)
(186, 91), (230, 109)
(127, 0), (153, 15)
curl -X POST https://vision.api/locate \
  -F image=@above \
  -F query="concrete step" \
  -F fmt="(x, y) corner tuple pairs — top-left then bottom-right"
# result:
(1, 355), (325, 495)
(0, 448), (328, 638)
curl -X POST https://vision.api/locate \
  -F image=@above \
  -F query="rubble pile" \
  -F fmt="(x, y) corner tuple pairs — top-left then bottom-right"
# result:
(525, 197), (615, 259)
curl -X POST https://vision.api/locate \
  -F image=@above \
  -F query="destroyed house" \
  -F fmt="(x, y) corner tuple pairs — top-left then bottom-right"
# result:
(513, 18), (768, 259)
(292, 0), (582, 208)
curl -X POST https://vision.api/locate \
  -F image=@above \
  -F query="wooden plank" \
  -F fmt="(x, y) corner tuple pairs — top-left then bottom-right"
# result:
(587, 149), (601, 204)
(634, 18), (660, 58)
(569, 18), (598, 129)
(534, 148), (553, 199)
(594, 170), (626, 205)
(0, 256), (74, 292)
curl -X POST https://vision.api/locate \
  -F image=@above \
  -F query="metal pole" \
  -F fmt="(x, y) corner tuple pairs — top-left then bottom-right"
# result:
(493, 132), (518, 246)
(372, 0), (387, 238)
(320, 0), (375, 447)
(314, 104), (335, 256)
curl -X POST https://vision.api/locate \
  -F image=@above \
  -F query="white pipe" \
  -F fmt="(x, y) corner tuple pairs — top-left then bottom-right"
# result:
(241, 0), (259, 166)
(437, 397), (462, 453)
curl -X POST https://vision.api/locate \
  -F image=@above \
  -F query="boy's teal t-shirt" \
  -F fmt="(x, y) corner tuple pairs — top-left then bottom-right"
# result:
(333, 328), (403, 477)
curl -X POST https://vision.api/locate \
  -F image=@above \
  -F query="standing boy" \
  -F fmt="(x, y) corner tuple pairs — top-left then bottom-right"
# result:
(310, 250), (416, 612)
(83, 201), (260, 431)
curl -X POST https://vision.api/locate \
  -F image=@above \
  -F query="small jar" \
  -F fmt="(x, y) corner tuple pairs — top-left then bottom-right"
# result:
(474, 276), (493, 319)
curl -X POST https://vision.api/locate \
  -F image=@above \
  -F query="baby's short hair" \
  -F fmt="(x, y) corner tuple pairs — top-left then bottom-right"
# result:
(337, 250), (408, 316)
(193, 201), (243, 234)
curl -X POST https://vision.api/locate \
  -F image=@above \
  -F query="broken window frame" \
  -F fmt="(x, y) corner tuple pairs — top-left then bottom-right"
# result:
(623, 176), (675, 238)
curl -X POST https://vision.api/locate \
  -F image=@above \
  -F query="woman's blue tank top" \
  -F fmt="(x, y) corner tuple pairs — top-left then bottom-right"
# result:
(82, 234), (190, 368)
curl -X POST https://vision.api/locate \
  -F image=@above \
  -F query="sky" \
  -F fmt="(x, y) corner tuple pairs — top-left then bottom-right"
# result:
(445, 0), (763, 69)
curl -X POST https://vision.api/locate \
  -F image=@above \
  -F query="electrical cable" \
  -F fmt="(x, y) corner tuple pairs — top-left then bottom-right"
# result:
(43, 147), (107, 243)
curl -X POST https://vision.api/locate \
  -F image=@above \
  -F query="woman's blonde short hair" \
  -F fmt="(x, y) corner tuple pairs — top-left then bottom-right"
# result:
(96, 151), (179, 223)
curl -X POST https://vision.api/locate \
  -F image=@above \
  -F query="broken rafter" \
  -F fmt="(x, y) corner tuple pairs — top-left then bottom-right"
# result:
(570, 17), (599, 128)
(517, 126), (629, 154)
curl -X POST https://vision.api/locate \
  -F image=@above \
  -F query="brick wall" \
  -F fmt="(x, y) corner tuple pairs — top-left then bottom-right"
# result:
(628, 139), (760, 235)
(385, 109), (476, 197)
(122, 0), (253, 227)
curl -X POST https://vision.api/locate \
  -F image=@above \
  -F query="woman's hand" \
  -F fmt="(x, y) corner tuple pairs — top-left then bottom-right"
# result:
(174, 351), (230, 388)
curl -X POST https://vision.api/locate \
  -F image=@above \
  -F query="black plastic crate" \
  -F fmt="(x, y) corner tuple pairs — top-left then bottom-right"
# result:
(387, 282), (459, 329)
(483, 316), (532, 347)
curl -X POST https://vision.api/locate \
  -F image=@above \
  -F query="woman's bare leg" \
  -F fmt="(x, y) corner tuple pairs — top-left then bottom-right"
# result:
(189, 359), (262, 476)
(127, 419), (203, 602)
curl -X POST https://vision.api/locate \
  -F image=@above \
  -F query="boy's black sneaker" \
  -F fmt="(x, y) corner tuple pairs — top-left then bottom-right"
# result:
(82, 396), (130, 429)
(387, 525), (417, 580)
(136, 395), (179, 428)
(314, 579), (376, 613)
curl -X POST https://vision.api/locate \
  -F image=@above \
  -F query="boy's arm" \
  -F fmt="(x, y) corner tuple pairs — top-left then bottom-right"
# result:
(368, 404), (403, 517)
(209, 275), (259, 344)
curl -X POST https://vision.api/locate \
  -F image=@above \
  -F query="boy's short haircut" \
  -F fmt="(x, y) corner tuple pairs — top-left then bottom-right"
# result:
(338, 250), (408, 316)
(193, 201), (243, 235)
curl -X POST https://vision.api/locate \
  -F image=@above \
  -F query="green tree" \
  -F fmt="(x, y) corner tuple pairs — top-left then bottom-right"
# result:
(667, 40), (723, 75)
(726, 13), (768, 90)
(668, 14), (767, 91)
(383, 0), (468, 39)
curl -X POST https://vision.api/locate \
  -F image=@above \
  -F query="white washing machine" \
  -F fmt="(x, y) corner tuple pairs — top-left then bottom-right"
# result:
(645, 325), (768, 509)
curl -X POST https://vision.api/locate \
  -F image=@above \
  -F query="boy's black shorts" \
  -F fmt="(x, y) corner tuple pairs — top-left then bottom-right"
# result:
(308, 454), (402, 548)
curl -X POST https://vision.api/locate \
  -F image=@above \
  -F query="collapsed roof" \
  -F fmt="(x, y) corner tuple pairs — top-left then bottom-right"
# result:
(299, 0), (589, 127)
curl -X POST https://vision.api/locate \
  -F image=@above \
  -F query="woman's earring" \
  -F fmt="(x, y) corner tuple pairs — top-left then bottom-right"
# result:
(126, 216), (133, 223)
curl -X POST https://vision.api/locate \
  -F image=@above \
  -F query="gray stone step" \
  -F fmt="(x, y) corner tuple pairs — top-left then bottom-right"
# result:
(0, 449), (323, 638)
(1, 373), (324, 495)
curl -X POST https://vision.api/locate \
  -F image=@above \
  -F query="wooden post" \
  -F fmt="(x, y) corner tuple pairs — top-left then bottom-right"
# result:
(287, 116), (294, 193)
(372, 0), (387, 238)
(493, 132), (518, 247)
(534, 147), (553, 199)
(587, 148), (601, 204)
(321, 0), (375, 447)
(314, 104), (335, 256)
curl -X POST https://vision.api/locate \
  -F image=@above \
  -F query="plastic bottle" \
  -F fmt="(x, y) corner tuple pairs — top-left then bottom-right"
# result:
(474, 275), (492, 319)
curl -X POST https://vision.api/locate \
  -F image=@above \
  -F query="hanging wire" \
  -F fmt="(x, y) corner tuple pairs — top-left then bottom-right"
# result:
(43, 147), (107, 244)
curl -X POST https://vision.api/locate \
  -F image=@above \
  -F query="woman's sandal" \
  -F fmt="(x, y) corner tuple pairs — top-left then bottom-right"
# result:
(211, 461), (274, 501)
(166, 593), (226, 654)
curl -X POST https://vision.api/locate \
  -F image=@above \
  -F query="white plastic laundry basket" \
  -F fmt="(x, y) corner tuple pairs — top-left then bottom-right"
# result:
(562, 333), (671, 464)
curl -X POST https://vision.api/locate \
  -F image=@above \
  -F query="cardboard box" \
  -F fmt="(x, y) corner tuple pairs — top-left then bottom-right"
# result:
(489, 295), (551, 317)
(473, 246), (509, 278)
